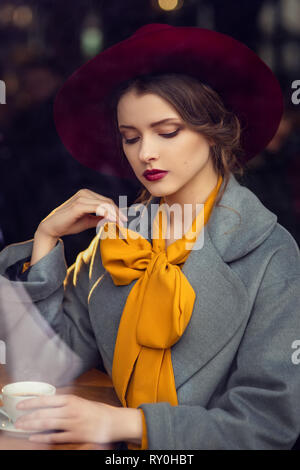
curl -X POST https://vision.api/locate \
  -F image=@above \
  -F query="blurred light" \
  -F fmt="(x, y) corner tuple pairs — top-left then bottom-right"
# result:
(158, 0), (179, 11)
(196, 3), (214, 29)
(0, 4), (14, 25)
(258, 43), (274, 69)
(12, 6), (33, 28)
(281, 0), (300, 33)
(282, 42), (300, 72)
(81, 26), (103, 57)
(258, 1), (275, 35)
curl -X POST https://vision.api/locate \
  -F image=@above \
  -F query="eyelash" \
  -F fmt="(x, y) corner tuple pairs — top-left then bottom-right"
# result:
(122, 128), (180, 145)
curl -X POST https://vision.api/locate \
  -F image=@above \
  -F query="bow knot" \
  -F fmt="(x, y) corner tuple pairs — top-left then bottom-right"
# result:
(99, 175), (223, 412)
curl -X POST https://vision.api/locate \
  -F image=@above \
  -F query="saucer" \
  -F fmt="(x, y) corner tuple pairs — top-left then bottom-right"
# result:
(0, 415), (39, 438)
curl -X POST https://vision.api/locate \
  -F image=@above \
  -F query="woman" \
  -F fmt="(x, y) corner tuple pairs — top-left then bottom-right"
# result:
(0, 24), (300, 450)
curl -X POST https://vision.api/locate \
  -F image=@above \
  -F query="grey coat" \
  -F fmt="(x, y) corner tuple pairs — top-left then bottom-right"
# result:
(0, 173), (300, 450)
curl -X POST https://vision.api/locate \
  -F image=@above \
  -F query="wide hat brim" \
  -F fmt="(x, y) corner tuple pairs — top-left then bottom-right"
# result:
(53, 23), (283, 181)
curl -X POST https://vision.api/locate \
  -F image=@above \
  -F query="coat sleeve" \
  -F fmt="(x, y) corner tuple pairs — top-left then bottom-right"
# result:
(0, 235), (105, 376)
(138, 257), (300, 449)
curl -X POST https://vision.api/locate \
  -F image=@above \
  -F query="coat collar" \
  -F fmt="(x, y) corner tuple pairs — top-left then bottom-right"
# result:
(205, 173), (278, 262)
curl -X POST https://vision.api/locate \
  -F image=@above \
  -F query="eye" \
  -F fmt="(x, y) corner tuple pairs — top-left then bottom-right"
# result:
(123, 136), (139, 145)
(160, 128), (180, 139)
(123, 128), (180, 145)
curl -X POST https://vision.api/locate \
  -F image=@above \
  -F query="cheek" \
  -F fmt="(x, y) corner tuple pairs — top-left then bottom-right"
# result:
(179, 153), (208, 176)
(182, 158), (197, 170)
(189, 141), (211, 166)
(176, 136), (208, 162)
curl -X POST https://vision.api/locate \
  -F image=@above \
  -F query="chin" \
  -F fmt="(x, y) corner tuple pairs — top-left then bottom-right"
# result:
(142, 177), (182, 198)
(147, 187), (175, 198)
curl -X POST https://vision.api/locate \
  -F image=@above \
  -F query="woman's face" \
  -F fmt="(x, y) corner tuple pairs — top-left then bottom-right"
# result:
(117, 90), (217, 200)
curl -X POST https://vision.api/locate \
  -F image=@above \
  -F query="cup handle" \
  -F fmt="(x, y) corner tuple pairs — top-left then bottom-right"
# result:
(0, 394), (10, 420)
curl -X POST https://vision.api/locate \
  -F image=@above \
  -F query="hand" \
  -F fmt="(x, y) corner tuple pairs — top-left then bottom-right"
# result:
(14, 394), (122, 444)
(36, 188), (128, 239)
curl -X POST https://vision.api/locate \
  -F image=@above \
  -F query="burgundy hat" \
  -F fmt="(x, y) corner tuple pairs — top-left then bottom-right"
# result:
(53, 23), (284, 181)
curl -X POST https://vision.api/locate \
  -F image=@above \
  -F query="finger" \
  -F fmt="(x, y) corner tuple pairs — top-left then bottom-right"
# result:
(76, 195), (128, 222)
(15, 417), (71, 432)
(95, 202), (128, 222)
(71, 202), (118, 224)
(76, 189), (112, 204)
(76, 188), (109, 199)
(95, 207), (126, 227)
(29, 431), (75, 444)
(73, 200), (118, 221)
(95, 204), (118, 220)
(15, 406), (74, 425)
(16, 394), (69, 410)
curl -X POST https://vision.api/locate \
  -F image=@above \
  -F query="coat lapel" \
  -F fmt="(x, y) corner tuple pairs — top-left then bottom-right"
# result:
(171, 225), (250, 389)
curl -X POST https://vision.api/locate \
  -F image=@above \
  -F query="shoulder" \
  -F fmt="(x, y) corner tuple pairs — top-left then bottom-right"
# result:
(209, 174), (300, 282)
(254, 222), (300, 288)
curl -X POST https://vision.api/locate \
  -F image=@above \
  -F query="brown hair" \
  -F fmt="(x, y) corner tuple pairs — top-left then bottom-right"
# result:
(109, 73), (245, 214)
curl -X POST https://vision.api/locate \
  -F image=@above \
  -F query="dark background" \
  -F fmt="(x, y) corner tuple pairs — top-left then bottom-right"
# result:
(0, 0), (299, 450)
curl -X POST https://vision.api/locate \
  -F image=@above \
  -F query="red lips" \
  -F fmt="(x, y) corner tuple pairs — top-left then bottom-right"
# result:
(143, 170), (169, 181)
(143, 169), (167, 176)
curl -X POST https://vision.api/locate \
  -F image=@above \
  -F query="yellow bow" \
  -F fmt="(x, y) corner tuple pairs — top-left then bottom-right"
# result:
(100, 175), (223, 413)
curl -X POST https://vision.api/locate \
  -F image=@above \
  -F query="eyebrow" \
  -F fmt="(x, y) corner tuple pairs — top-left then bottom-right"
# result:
(118, 118), (181, 130)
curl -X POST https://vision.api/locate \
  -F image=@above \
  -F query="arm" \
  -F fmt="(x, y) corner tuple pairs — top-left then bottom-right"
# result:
(0, 188), (126, 377)
(30, 229), (59, 266)
(112, 408), (144, 448)
(138, 265), (300, 449)
(0, 232), (105, 377)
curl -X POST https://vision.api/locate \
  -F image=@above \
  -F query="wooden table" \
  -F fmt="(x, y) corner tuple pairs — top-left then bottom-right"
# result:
(0, 365), (121, 450)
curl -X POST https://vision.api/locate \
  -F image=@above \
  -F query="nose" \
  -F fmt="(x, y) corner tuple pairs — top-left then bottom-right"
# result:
(138, 135), (159, 163)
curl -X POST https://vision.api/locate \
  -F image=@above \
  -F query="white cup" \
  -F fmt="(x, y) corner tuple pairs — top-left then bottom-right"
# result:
(0, 381), (56, 423)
